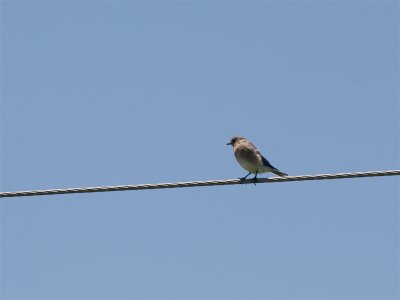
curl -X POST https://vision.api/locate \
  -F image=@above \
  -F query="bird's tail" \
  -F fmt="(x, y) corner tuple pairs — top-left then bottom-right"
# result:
(272, 169), (288, 177)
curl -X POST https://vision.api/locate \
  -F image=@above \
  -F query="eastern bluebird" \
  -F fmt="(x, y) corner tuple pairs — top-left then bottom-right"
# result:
(227, 136), (288, 183)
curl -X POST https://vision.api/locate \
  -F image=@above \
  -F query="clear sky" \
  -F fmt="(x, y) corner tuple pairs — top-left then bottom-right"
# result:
(1, 1), (399, 299)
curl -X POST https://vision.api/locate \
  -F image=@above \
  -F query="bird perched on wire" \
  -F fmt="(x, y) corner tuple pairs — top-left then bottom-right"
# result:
(227, 136), (288, 183)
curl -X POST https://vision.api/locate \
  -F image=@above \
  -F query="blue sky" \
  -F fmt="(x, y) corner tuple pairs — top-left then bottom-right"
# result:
(1, 1), (399, 299)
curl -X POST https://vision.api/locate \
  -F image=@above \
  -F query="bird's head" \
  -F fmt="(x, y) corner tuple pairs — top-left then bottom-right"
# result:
(226, 136), (246, 146)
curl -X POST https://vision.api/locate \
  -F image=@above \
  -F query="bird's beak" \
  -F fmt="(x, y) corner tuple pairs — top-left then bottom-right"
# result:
(226, 142), (232, 145)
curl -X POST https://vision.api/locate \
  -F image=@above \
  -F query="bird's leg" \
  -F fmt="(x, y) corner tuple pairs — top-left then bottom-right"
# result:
(239, 172), (251, 183)
(252, 172), (258, 185)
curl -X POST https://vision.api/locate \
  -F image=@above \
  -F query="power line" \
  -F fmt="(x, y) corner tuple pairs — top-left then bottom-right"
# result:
(1, 170), (399, 199)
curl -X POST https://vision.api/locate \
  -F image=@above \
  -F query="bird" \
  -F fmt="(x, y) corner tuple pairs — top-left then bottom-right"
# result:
(227, 136), (288, 183)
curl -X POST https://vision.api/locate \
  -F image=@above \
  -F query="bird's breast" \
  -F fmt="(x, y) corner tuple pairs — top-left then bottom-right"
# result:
(234, 146), (261, 173)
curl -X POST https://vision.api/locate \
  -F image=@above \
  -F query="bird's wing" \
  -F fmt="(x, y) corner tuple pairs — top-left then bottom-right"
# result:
(259, 152), (278, 170)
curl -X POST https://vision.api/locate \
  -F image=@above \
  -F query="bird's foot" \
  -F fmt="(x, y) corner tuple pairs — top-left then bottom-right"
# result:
(252, 173), (258, 186)
(238, 173), (251, 184)
(238, 177), (246, 184)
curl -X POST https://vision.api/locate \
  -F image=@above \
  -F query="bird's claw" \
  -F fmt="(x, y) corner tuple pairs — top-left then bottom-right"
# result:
(238, 177), (246, 184)
(238, 176), (257, 185)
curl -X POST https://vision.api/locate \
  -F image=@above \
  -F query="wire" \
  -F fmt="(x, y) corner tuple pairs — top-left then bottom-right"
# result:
(1, 170), (399, 198)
